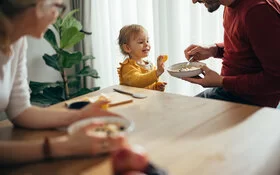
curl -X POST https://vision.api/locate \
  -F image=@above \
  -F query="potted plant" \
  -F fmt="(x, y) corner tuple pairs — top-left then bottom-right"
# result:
(30, 10), (100, 106)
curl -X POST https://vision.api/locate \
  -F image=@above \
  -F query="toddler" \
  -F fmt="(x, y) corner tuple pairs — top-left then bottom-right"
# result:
(117, 24), (167, 91)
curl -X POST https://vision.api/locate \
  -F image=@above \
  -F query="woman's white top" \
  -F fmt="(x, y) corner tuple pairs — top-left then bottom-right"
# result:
(0, 37), (31, 120)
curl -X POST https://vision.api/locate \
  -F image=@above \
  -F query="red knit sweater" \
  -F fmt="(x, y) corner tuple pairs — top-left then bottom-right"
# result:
(217, 0), (280, 107)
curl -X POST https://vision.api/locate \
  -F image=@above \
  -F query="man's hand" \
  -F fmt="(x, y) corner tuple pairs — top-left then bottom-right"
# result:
(184, 44), (218, 62)
(181, 66), (223, 87)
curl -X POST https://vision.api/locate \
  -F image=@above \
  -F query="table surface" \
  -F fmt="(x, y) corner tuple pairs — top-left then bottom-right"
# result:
(1, 85), (280, 175)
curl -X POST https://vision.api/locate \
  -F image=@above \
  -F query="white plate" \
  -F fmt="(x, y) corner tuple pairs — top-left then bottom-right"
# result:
(67, 116), (134, 135)
(167, 61), (206, 78)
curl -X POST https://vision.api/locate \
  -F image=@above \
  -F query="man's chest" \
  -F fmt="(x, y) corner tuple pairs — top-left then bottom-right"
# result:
(223, 8), (251, 54)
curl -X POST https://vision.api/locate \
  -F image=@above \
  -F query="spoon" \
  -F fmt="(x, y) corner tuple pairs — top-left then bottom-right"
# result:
(186, 56), (194, 68)
(113, 88), (147, 99)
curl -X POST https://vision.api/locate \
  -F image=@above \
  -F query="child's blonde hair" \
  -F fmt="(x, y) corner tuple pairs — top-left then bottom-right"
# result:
(118, 24), (147, 56)
(0, 0), (37, 55)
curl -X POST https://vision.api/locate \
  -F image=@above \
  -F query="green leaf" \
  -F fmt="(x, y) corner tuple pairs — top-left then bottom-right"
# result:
(70, 87), (100, 99)
(42, 54), (61, 71)
(70, 88), (93, 98)
(82, 55), (95, 61)
(59, 50), (82, 68)
(53, 17), (63, 33)
(29, 81), (62, 94)
(60, 27), (85, 49)
(68, 78), (80, 88)
(44, 29), (58, 51)
(77, 66), (99, 78)
(30, 86), (65, 105)
(61, 17), (82, 35)
(62, 9), (79, 21)
(67, 75), (77, 80)
(61, 9), (82, 31)
(42, 86), (65, 102)
(33, 9), (101, 105)
(30, 93), (54, 106)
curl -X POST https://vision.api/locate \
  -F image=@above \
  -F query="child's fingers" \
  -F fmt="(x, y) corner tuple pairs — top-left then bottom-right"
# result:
(157, 55), (163, 60)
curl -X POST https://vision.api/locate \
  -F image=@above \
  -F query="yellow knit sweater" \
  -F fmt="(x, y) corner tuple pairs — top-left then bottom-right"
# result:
(117, 58), (165, 91)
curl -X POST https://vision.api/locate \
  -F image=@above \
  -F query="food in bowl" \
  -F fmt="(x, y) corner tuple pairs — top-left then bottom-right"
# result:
(85, 122), (126, 137)
(177, 65), (200, 72)
(68, 117), (134, 137)
(167, 61), (206, 78)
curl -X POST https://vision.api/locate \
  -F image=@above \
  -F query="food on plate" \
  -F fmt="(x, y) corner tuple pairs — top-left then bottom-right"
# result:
(112, 144), (149, 174)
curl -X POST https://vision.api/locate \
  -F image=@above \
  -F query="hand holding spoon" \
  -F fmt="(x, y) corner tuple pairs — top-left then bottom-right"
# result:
(186, 56), (194, 68)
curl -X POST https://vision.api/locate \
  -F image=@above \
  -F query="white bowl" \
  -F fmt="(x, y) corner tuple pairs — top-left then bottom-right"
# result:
(68, 116), (134, 135)
(167, 61), (206, 78)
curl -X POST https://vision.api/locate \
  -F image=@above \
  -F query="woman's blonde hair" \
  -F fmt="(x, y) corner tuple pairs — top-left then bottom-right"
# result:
(0, 0), (37, 55)
(118, 24), (146, 56)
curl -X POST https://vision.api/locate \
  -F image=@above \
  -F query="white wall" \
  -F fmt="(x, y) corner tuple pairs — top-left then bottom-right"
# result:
(27, 36), (62, 82)
(27, 0), (71, 82)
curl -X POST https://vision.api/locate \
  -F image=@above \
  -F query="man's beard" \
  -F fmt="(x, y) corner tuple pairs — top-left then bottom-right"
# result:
(205, 0), (221, 12)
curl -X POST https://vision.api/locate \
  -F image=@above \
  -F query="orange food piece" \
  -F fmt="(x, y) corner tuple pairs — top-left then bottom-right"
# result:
(98, 94), (110, 110)
(101, 104), (109, 110)
(162, 55), (168, 62)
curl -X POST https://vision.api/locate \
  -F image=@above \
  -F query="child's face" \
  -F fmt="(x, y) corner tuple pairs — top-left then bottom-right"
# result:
(126, 30), (150, 59)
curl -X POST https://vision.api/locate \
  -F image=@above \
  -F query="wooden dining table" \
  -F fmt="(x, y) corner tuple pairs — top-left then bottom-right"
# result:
(1, 85), (280, 175)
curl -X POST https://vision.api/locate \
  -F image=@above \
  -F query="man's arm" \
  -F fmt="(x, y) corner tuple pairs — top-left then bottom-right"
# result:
(215, 43), (224, 58)
(223, 4), (280, 95)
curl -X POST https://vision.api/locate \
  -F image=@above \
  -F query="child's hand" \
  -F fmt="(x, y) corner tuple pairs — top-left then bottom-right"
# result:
(156, 55), (166, 77)
(156, 82), (167, 92)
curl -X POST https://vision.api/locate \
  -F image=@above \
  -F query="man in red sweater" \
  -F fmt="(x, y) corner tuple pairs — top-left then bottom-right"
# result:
(183, 0), (280, 108)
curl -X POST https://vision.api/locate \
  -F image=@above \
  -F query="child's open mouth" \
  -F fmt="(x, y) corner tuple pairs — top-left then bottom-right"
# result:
(142, 49), (150, 53)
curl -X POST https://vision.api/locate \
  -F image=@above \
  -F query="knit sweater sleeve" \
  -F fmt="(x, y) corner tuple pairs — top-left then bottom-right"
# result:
(121, 64), (158, 88)
(223, 4), (280, 95)
(6, 37), (31, 119)
(214, 43), (224, 58)
(145, 82), (157, 90)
